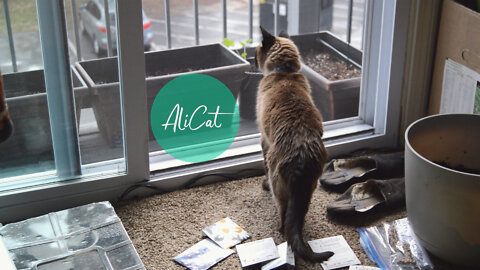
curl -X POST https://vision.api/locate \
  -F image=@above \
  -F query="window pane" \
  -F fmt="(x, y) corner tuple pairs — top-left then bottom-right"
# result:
(330, 0), (365, 50)
(141, 0), (259, 168)
(0, 0), (50, 178)
(0, 0), (126, 183)
(0, 69), (55, 178)
(64, 0), (126, 169)
(142, 0), (366, 169)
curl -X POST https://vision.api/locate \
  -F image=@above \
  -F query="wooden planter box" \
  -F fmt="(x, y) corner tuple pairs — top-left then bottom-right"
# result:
(75, 43), (249, 147)
(0, 68), (89, 162)
(291, 31), (362, 120)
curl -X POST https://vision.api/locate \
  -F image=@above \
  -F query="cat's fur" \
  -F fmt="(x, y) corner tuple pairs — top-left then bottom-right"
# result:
(255, 26), (334, 263)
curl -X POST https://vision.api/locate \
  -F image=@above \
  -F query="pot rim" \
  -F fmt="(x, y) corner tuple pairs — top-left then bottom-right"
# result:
(405, 113), (480, 177)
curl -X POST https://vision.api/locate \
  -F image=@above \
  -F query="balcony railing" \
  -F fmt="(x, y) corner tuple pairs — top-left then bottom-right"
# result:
(1, 0), (359, 70)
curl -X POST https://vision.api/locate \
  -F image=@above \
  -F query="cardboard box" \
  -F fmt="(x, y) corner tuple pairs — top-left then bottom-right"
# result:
(428, 0), (480, 114)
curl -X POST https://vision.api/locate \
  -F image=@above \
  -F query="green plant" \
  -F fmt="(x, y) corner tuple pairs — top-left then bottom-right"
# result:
(222, 38), (252, 58)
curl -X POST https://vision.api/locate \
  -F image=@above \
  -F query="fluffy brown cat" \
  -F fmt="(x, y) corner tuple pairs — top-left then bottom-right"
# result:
(255, 26), (334, 263)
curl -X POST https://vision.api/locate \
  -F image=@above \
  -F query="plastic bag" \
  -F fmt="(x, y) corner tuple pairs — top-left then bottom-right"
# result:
(358, 218), (434, 270)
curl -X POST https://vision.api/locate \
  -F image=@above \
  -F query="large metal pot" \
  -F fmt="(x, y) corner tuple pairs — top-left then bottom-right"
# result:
(405, 114), (480, 267)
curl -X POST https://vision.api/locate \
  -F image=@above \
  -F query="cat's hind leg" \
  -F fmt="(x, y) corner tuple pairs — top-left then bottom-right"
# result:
(271, 171), (289, 233)
(261, 136), (271, 191)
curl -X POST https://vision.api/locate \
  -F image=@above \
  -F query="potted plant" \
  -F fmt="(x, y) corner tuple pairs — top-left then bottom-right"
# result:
(238, 46), (262, 121)
(75, 43), (250, 147)
(221, 39), (262, 121)
(290, 31), (362, 119)
(0, 68), (89, 164)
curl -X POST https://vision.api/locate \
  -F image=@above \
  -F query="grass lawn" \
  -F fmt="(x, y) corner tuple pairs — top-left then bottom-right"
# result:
(0, 0), (39, 34)
(0, 0), (93, 35)
(0, 0), (220, 35)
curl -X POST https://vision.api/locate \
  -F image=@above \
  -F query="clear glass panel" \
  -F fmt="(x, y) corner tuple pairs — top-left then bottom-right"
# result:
(254, 0), (365, 122)
(64, 0), (126, 169)
(330, 0), (365, 50)
(144, 0), (366, 169)
(0, 0), (125, 183)
(143, 0), (261, 168)
(0, 0), (44, 73)
(0, 69), (55, 178)
(0, 1), (52, 178)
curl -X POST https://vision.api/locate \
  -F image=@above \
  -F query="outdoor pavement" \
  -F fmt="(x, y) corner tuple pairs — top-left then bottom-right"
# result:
(0, 32), (43, 73)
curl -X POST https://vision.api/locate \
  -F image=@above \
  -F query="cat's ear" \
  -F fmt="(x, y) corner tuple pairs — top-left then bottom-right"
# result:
(260, 26), (275, 53)
(278, 30), (290, 39)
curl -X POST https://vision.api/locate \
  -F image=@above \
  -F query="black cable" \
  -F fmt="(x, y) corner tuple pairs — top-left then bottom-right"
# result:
(182, 168), (264, 189)
(117, 168), (265, 202)
(117, 180), (169, 202)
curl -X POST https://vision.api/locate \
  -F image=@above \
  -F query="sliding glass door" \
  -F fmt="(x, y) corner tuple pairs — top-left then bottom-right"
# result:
(0, 0), (149, 223)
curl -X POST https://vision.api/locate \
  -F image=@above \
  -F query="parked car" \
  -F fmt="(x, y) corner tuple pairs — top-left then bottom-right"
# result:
(79, 0), (153, 56)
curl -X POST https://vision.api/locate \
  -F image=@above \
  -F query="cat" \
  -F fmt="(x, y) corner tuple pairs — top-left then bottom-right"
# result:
(255, 26), (334, 263)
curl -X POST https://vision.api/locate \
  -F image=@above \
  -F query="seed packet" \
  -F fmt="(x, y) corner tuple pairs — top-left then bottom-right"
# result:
(236, 238), (279, 268)
(173, 238), (234, 270)
(261, 242), (295, 270)
(308, 235), (361, 270)
(202, 217), (250, 249)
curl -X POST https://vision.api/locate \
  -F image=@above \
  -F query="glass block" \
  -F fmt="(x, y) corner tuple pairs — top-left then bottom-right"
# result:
(0, 202), (144, 270)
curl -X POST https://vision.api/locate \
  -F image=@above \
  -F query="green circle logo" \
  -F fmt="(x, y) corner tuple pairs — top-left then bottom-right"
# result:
(151, 74), (240, 163)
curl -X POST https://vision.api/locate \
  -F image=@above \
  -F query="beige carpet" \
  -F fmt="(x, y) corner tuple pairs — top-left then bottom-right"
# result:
(115, 175), (467, 270)
(115, 175), (413, 269)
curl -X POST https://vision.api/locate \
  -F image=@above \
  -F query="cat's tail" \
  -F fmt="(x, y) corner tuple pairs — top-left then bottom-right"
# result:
(284, 169), (334, 263)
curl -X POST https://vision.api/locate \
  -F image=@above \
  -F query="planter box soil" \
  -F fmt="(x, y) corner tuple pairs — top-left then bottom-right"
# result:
(237, 47), (334, 121)
(291, 32), (362, 120)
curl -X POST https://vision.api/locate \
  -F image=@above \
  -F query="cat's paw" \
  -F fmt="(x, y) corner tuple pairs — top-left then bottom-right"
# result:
(277, 221), (285, 234)
(262, 178), (270, 191)
(320, 251), (335, 261)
